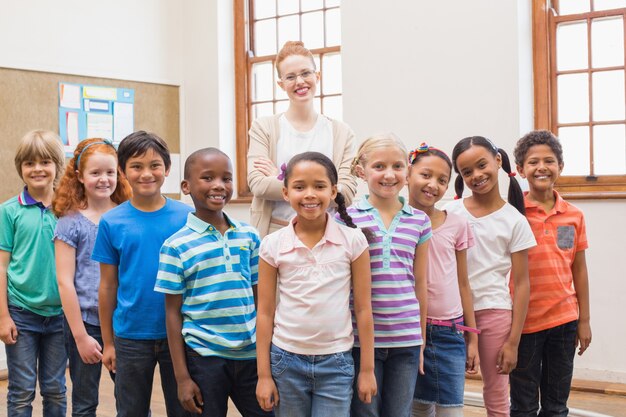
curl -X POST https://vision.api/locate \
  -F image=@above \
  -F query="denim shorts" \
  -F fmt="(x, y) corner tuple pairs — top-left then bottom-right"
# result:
(413, 321), (466, 406)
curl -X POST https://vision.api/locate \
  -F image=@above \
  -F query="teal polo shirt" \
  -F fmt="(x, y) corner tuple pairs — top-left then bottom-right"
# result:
(0, 188), (61, 316)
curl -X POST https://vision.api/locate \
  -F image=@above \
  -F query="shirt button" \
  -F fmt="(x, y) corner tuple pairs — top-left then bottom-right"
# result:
(226, 256), (230, 260)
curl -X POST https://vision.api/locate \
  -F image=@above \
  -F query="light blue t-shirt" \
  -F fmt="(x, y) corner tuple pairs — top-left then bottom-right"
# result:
(92, 198), (192, 339)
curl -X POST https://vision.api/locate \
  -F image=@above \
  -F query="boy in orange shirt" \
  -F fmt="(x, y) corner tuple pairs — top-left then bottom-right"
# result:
(510, 130), (591, 417)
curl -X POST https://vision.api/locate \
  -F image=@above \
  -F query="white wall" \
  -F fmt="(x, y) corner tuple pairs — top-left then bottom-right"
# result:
(1, 0), (624, 383)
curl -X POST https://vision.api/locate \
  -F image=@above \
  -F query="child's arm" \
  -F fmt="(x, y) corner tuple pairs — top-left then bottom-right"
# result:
(351, 249), (377, 404)
(55, 240), (102, 364)
(99, 263), (119, 373)
(572, 250), (591, 355)
(0, 250), (17, 344)
(255, 258), (279, 412)
(456, 249), (479, 373)
(165, 294), (203, 413)
(413, 240), (429, 375)
(498, 249), (530, 374)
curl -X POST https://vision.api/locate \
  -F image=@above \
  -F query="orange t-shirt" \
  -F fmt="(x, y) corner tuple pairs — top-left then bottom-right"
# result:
(521, 191), (588, 333)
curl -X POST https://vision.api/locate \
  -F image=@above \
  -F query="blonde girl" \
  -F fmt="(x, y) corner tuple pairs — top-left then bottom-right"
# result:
(52, 138), (131, 416)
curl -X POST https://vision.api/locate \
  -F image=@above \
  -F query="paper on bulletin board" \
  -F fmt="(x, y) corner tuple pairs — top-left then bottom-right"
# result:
(60, 84), (81, 109)
(83, 86), (117, 101)
(66, 112), (79, 153)
(162, 153), (181, 194)
(87, 113), (113, 141)
(113, 102), (134, 144)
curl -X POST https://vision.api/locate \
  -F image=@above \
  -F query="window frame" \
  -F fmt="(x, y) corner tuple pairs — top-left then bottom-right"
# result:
(533, 0), (626, 199)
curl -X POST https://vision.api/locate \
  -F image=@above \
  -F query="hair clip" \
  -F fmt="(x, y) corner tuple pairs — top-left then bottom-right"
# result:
(277, 162), (287, 181)
(408, 142), (430, 164)
(508, 172), (517, 177)
(454, 195), (461, 200)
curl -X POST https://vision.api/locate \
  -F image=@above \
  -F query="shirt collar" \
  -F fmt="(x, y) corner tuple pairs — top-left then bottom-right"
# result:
(186, 211), (240, 234)
(278, 213), (343, 254)
(524, 190), (567, 214)
(18, 186), (46, 208)
(353, 195), (412, 214)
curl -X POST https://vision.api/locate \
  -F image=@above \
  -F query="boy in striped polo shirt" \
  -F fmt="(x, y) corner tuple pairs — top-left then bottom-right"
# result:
(510, 130), (591, 417)
(155, 148), (272, 417)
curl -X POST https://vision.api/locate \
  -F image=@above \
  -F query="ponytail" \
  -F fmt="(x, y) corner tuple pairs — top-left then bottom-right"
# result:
(454, 175), (464, 200)
(335, 192), (375, 243)
(498, 148), (525, 215)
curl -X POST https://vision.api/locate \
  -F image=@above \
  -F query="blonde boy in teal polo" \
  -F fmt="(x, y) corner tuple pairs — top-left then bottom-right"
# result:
(0, 130), (67, 417)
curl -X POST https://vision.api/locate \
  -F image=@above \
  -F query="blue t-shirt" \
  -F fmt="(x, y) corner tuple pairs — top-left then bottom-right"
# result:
(92, 198), (192, 339)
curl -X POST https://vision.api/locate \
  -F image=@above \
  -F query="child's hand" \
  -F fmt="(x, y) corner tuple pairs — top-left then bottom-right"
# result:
(256, 375), (279, 411)
(253, 157), (279, 177)
(178, 377), (203, 414)
(496, 341), (518, 374)
(419, 346), (425, 375)
(0, 315), (17, 344)
(75, 334), (103, 364)
(576, 321), (592, 355)
(357, 370), (377, 404)
(465, 337), (480, 374)
(102, 344), (116, 373)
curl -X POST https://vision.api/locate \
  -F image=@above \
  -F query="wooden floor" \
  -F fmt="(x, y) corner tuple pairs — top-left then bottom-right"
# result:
(1, 370), (626, 416)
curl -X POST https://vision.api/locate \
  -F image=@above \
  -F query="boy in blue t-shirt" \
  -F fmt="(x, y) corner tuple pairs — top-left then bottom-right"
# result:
(92, 131), (192, 417)
(0, 130), (67, 416)
(155, 148), (272, 417)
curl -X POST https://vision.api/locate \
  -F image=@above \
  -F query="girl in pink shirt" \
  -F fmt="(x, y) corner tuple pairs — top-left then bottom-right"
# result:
(407, 144), (479, 417)
(255, 152), (376, 417)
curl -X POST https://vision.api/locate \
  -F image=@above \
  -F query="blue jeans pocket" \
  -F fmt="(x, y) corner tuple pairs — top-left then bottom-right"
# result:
(270, 344), (293, 376)
(333, 351), (355, 377)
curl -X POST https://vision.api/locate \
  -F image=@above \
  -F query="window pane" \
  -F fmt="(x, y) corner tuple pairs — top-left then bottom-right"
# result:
(592, 70), (625, 121)
(302, 11), (325, 50)
(593, 124), (626, 174)
(251, 62), (274, 102)
(322, 96), (343, 120)
(277, 0), (299, 15)
(278, 15), (300, 50)
(325, 8), (342, 47)
(557, 73), (590, 123)
(254, 19), (277, 56)
(558, 0), (591, 15)
(557, 21), (588, 71)
(591, 17), (624, 68)
(253, 0), (276, 19)
(252, 103), (274, 121)
(559, 127), (591, 175)
(594, 0), (626, 11)
(275, 100), (289, 114)
(314, 97), (322, 113)
(326, 0), (341, 7)
(322, 53), (342, 95)
(302, 0), (323, 12)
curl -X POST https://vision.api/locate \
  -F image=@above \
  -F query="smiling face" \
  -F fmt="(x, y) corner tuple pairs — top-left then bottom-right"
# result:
(455, 144), (502, 196)
(358, 146), (408, 201)
(122, 148), (169, 199)
(77, 152), (118, 202)
(182, 152), (233, 218)
(517, 144), (563, 194)
(408, 155), (451, 210)
(282, 160), (337, 223)
(277, 54), (319, 104)
(21, 157), (56, 193)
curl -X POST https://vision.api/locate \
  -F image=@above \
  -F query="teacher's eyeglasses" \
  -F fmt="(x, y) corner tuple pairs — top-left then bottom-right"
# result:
(281, 70), (316, 84)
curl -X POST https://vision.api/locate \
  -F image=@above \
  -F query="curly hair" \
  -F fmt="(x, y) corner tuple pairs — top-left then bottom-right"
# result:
(52, 138), (132, 217)
(514, 130), (563, 167)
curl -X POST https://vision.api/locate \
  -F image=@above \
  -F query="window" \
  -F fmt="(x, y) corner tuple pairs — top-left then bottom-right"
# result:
(234, 0), (343, 200)
(533, 0), (626, 198)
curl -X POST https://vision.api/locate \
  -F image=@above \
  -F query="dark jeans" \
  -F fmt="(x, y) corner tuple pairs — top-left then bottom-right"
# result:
(510, 320), (578, 417)
(64, 319), (108, 417)
(6, 305), (67, 417)
(185, 347), (273, 417)
(114, 336), (189, 417)
(351, 346), (421, 417)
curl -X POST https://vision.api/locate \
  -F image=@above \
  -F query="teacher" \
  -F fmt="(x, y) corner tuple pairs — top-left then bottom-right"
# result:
(247, 41), (357, 237)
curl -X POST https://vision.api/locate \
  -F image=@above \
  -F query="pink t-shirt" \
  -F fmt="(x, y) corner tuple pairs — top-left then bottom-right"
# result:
(259, 215), (368, 355)
(427, 211), (474, 320)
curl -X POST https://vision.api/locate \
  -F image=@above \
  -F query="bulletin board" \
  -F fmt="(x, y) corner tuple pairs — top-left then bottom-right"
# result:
(0, 67), (180, 202)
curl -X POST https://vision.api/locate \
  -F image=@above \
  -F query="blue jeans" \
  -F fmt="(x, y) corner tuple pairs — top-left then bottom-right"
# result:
(351, 346), (421, 417)
(114, 336), (189, 417)
(414, 322), (466, 406)
(185, 347), (273, 417)
(270, 343), (354, 417)
(5, 305), (67, 417)
(64, 319), (108, 417)
(510, 320), (578, 417)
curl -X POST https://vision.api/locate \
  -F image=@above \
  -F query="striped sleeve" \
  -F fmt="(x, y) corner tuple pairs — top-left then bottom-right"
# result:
(155, 242), (185, 294)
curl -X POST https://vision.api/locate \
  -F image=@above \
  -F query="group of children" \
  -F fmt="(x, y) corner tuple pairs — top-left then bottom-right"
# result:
(0, 126), (590, 417)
